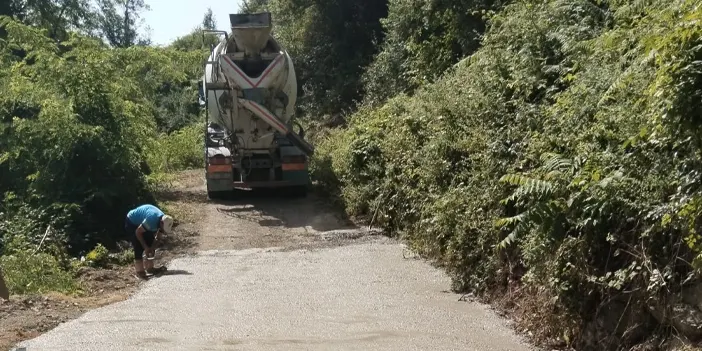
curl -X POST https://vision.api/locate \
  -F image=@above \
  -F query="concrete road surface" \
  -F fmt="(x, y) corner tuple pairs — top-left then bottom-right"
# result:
(15, 181), (534, 351)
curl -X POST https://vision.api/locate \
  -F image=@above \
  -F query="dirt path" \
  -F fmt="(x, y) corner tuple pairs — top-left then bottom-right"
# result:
(7, 170), (535, 351)
(178, 174), (377, 251)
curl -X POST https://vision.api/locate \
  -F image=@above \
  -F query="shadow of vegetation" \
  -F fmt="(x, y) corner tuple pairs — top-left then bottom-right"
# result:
(209, 188), (358, 233)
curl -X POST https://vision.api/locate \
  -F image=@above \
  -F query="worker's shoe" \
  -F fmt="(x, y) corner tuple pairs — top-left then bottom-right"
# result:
(134, 271), (149, 280)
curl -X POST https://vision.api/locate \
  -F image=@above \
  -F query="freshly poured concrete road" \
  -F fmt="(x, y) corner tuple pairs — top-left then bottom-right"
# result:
(16, 184), (534, 351)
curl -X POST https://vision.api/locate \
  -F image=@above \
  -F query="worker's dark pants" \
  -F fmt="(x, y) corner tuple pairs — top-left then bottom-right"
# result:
(124, 217), (155, 260)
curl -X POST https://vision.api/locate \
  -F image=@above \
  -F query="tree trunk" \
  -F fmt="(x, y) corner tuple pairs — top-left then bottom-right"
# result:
(0, 268), (9, 300)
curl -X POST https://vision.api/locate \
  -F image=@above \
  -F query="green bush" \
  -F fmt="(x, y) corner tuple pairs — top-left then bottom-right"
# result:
(110, 248), (135, 265)
(0, 250), (78, 296)
(85, 243), (109, 267)
(0, 18), (205, 256)
(146, 122), (203, 175)
(0, 10), (207, 299)
(361, 0), (504, 106)
(313, 0), (702, 347)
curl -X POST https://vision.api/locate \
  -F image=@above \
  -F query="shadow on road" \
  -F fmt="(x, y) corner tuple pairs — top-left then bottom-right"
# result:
(151, 170), (359, 234)
(159, 269), (192, 276)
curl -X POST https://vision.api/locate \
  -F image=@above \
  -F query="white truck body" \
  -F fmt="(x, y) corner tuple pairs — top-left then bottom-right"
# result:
(203, 19), (298, 151)
(198, 12), (312, 197)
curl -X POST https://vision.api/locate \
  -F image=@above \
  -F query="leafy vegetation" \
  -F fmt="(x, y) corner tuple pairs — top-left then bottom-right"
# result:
(361, 0), (507, 106)
(1, 251), (78, 295)
(310, 0), (702, 348)
(241, 0), (389, 117)
(0, 3), (212, 296)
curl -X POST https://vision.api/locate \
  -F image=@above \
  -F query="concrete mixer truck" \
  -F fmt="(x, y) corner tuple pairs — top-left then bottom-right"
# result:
(197, 12), (314, 199)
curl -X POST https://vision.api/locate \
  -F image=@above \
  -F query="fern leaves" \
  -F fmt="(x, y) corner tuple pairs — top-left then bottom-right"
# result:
(497, 173), (558, 249)
(499, 173), (555, 204)
(495, 198), (561, 249)
(496, 153), (577, 249)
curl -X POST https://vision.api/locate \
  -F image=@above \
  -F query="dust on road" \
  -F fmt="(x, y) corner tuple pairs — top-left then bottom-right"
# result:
(15, 171), (535, 351)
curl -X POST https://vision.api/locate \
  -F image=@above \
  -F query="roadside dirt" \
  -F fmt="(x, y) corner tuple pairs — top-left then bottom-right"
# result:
(0, 169), (375, 351)
(0, 266), (138, 351)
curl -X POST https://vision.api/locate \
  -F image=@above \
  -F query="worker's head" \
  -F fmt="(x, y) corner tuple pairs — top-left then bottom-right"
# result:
(160, 215), (174, 234)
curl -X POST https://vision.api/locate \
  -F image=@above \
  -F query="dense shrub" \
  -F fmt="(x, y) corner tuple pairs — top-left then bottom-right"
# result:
(0, 11), (209, 296)
(313, 0), (702, 348)
(361, 0), (507, 106)
(0, 18), (205, 256)
(146, 123), (204, 174)
(1, 251), (78, 295)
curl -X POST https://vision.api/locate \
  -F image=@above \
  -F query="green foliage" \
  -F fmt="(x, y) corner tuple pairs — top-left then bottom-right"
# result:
(110, 247), (134, 265)
(169, 31), (220, 53)
(1, 19), (150, 253)
(1, 251), (78, 295)
(96, 0), (151, 47)
(146, 123), (203, 174)
(1, 0), (151, 47)
(0, 17), (204, 257)
(314, 0), (702, 347)
(0, 6), (213, 299)
(77, 241), (134, 267)
(242, 0), (388, 117)
(84, 243), (109, 267)
(0, 230), (79, 295)
(3, 0), (100, 41)
(169, 9), (222, 53)
(362, 0), (505, 106)
(0, 220), (78, 295)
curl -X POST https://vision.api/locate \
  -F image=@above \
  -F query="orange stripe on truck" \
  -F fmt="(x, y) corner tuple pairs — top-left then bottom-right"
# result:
(207, 165), (232, 173)
(282, 163), (306, 171)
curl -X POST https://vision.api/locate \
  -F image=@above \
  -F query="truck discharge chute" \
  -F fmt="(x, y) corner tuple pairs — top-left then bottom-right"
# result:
(198, 12), (314, 199)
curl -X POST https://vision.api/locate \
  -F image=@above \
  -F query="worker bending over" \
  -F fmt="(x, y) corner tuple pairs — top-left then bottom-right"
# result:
(124, 204), (173, 279)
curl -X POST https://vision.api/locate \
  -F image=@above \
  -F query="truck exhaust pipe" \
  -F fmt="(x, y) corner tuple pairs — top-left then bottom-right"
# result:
(229, 13), (272, 55)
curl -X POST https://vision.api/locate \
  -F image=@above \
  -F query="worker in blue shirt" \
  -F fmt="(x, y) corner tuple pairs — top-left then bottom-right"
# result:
(124, 204), (174, 279)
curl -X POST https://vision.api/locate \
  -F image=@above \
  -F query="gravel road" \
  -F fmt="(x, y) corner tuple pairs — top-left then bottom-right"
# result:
(15, 180), (534, 351)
